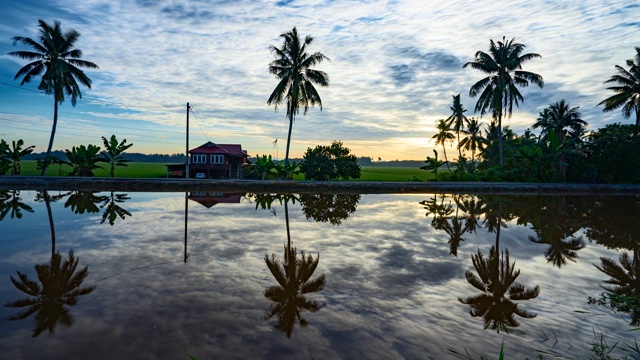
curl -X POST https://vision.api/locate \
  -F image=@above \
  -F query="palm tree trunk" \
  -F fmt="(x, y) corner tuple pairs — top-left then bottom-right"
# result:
(495, 202), (502, 251)
(498, 112), (504, 168)
(284, 200), (291, 251)
(284, 103), (294, 167)
(636, 107), (639, 127)
(41, 99), (59, 176)
(442, 145), (452, 174)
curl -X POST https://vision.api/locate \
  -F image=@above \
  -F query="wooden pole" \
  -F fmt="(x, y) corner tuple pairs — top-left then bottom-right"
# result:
(186, 102), (190, 179)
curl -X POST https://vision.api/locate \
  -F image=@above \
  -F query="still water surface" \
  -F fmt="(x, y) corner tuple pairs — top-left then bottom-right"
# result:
(0, 191), (638, 359)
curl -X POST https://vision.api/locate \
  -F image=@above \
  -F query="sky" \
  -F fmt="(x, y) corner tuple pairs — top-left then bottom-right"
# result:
(0, 0), (638, 160)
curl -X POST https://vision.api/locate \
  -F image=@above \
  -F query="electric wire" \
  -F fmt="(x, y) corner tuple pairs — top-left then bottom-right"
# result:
(187, 205), (213, 260)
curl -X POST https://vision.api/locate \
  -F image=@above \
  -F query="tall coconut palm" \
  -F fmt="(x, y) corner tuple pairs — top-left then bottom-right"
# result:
(9, 20), (99, 176)
(598, 47), (640, 126)
(432, 119), (455, 173)
(446, 94), (469, 160)
(533, 99), (587, 144)
(100, 135), (133, 177)
(4, 250), (95, 337)
(464, 37), (544, 167)
(267, 27), (330, 166)
(458, 117), (484, 166)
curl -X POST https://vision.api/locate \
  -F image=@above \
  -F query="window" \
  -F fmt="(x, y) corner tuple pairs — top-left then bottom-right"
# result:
(211, 154), (224, 164)
(193, 154), (206, 163)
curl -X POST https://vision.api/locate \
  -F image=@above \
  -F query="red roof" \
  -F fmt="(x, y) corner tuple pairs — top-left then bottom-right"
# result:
(189, 141), (247, 157)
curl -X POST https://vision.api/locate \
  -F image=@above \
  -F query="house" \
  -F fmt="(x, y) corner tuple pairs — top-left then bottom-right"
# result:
(188, 141), (249, 179)
(188, 192), (243, 208)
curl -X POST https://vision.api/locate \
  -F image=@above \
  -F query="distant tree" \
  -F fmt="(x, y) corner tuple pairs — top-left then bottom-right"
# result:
(464, 37), (544, 167)
(9, 20), (99, 175)
(533, 100), (587, 144)
(100, 135), (133, 177)
(598, 47), (640, 126)
(300, 141), (361, 180)
(267, 27), (330, 166)
(432, 119), (455, 173)
(583, 123), (640, 183)
(446, 94), (469, 160)
(65, 144), (104, 177)
(298, 193), (360, 225)
(0, 139), (35, 175)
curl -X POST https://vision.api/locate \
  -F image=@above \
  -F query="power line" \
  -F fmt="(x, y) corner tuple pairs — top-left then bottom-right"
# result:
(188, 107), (211, 142)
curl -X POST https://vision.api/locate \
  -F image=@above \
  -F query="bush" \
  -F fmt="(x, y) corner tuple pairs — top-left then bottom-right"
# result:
(300, 141), (361, 181)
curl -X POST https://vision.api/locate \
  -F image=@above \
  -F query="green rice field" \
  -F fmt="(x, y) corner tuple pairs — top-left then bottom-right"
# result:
(16, 161), (434, 181)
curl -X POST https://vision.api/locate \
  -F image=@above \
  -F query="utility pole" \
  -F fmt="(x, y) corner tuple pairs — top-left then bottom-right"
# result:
(186, 102), (190, 179)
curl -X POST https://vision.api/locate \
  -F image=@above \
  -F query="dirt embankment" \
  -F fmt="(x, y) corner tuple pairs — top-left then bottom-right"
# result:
(1, 176), (640, 194)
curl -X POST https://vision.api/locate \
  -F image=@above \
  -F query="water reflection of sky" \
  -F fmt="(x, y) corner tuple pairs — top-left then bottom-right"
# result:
(0, 192), (637, 359)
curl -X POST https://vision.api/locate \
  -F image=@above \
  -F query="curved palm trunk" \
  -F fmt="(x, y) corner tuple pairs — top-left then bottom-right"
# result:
(41, 99), (59, 176)
(495, 202), (503, 252)
(442, 144), (452, 174)
(498, 112), (504, 168)
(636, 107), (639, 127)
(284, 104), (295, 167)
(44, 192), (56, 258)
(284, 200), (291, 251)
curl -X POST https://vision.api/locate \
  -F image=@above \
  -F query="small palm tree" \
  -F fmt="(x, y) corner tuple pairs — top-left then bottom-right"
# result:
(432, 119), (455, 173)
(100, 135), (133, 177)
(268, 27), (330, 166)
(0, 190), (35, 220)
(533, 99), (587, 144)
(598, 47), (640, 126)
(4, 250), (96, 337)
(446, 94), (469, 160)
(99, 192), (132, 225)
(464, 37), (544, 167)
(594, 250), (640, 325)
(0, 139), (35, 175)
(458, 117), (484, 166)
(65, 144), (104, 176)
(9, 20), (99, 175)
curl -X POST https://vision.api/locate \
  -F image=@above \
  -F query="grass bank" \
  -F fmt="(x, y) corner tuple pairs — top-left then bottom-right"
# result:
(18, 161), (432, 181)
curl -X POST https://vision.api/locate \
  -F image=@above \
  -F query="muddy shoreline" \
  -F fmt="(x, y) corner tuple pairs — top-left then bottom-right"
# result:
(1, 176), (640, 194)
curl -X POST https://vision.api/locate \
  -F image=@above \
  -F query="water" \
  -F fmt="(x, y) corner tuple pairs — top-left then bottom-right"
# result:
(0, 190), (638, 359)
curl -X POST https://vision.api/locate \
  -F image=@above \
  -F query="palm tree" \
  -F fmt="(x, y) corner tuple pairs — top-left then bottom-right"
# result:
(267, 27), (330, 166)
(446, 94), (469, 160)
(263, 200), (326, 337)
(458, 117), (484, 166)
(598, 47), (640, 126)
(4, 250), (95, 337)
(100, 135), (133, 177)
(459, 246), (540, 332)
(432, 119), (455, 173)
(0, 139), (35, 175)
(464, 37), (544, 167)
(0, 190), (34, 220)
(99, 192), (132, 225)
(8, 20), (99, 176)
(533, 100), (587, 144)
(64, 191), (108, 214)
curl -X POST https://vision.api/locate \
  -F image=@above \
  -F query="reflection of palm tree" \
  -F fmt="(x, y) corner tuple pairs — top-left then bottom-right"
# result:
(594, 249), (640, 325)
(263, 200), (326, 337)
(0, 190), (34, 220)
(65, 191), (108, 214)
(529, 235), (585, 268)
(99, 192), (131, 225)
(4, 250), (95, 337)
(459, 246), (540, 332)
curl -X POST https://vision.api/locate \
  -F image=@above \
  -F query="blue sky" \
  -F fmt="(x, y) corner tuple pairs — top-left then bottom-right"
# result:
(0, 0), (638, 159)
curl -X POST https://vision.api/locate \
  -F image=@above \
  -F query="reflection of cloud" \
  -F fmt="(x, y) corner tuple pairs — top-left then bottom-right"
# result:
(0, 192), (637, 359)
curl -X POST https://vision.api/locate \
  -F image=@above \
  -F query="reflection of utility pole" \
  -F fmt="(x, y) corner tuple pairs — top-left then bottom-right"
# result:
(184, 192), (188, 263)
(186, 102), (190, 179)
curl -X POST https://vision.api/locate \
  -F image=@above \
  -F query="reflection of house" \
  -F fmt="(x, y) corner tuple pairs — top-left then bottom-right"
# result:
(164, 142), (249, 179)
(188, 192), (243, 208)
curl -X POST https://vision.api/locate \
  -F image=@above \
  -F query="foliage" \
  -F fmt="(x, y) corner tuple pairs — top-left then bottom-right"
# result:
(300, 141), (361, 180)
(9, 20), (99, 175)
(420, 150), (445, 181)
(267, 27), (329, 166)
(99, 192), (132, 225)
(432, 118), (455, 173)
(298, 193), (360, 225)
(0, 139), (35, 175)
(35, 155), (66, 176)
(583, 123), (640, 183)
(100, 135), (133, 177)
(64, 144), (104, 176)
(0, 190), (35, 220)
(533, 99), (587, 145)
(598, 46), (640, 126)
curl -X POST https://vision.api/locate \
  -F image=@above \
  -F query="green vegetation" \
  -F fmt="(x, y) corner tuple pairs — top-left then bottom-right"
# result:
(599, 46), (640, 126)
(300, 141), (360, 180)
(9, 20), (99, 175)
(100, 135), (133, 177)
